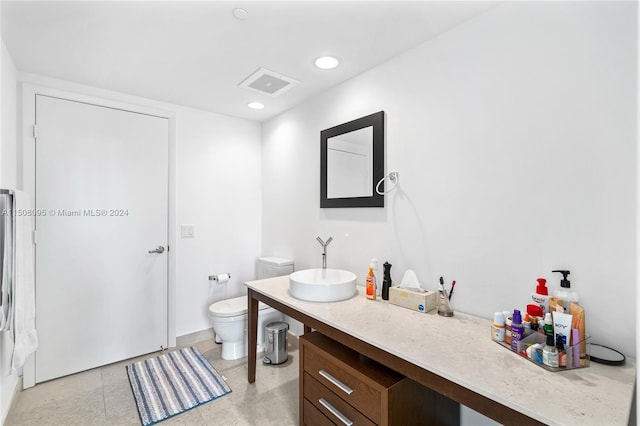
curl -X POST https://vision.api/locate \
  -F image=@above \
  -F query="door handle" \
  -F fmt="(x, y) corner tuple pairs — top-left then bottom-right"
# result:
(148, 246), (165, 254)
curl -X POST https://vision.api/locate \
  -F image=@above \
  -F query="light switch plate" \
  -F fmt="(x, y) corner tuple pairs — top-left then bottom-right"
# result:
(181, 224), (195, 238)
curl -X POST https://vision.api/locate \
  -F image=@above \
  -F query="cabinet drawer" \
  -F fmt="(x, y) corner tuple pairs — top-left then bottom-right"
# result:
(302, 333), (404, 424)
(304, 373), (376, 426)
(304, 344), (381, 421)
(303, 398), (334, 426)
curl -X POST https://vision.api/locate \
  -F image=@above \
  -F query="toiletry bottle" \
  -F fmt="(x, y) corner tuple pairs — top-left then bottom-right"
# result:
(542, 333), (558, 367)
(510, 310), (524, 352)
(523, 313), (531, 330)
(531, 278), (549, 314)
(504, 318), (512, 345)
(543, 312), (553, 337)
(503, 311), (512, 345)
(370, 259), (380, 297)
(381, 261), (392, 300)
(492, 312), (505, 342)
(552, 270), (579, 309)
(556, 334), (567, 368)
(527, 304), (543, 333)
(366, 267), (376, 300)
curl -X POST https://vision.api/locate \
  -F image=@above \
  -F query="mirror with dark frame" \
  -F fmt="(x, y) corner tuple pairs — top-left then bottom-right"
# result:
(320, 111), (385, 208)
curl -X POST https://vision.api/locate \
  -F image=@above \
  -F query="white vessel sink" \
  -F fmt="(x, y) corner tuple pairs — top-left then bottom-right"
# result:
(289, 268), (357, 302)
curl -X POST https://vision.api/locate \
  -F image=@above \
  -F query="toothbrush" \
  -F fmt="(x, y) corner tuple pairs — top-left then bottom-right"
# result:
(439, 277), (449, 298)
(448, 281), (456, 301)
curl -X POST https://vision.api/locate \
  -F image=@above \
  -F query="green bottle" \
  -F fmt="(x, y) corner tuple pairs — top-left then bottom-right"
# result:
(543, 312), (553, 337)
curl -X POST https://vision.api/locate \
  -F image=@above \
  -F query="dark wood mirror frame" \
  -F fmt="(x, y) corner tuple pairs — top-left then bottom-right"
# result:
(320, 111), (385, 208)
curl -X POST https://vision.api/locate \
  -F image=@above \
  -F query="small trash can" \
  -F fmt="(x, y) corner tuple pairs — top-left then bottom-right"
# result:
(263, 321), (289, 365)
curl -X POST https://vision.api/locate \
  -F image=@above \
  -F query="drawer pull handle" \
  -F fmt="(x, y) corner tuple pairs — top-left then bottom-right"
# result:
(319, 398), (354, 426)
(319, 369), (354, 395)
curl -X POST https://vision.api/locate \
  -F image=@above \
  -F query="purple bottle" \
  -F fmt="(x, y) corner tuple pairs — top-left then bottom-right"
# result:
(510, 309), (525, 352)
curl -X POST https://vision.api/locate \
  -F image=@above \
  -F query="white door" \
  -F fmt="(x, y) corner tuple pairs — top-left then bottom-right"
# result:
(35, 95), (169, 383)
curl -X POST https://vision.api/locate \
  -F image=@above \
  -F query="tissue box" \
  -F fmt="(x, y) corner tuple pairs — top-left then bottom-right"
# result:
(389, 287), (437, 313)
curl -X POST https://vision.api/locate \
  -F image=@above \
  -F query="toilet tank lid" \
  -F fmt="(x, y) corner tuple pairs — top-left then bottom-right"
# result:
(258, 256), (293, 267)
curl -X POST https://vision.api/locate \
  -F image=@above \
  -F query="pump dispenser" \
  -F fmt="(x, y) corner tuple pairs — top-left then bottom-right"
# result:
(366, 267), (376, 300)
(552, 270), (579, 306)
(531, 278), (549, 314)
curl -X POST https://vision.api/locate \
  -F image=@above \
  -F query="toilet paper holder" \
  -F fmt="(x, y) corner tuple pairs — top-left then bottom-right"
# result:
(209, 273), (231, 282)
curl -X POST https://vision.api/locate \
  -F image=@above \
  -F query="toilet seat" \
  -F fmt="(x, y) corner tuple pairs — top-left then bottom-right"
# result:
(208, 295), (272, 318)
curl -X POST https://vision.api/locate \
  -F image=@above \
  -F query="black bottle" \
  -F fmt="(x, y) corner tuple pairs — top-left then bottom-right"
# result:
(381, 261), (392, 300)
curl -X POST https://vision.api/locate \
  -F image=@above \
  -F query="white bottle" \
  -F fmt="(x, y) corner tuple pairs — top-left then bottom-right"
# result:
(492, 312), (506, 342)
(552, 270), (579, 308)
(531, 278), (549, 314)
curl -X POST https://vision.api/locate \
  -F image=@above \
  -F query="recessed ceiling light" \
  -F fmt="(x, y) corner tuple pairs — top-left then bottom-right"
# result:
(248, 102), (264, 110)
(314, 56), (339, 70)
(233, 8), (248, 20)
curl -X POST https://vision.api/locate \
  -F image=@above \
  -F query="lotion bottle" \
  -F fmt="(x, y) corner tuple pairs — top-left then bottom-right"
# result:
(366, 267), (376, 300)
(531, 278), (549, 314)
(552, 270), (579, 308)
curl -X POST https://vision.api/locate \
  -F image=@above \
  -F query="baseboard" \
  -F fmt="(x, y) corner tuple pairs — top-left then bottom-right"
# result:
(2, 375), (22, 425)
(176, 328), (214, 347)
(176, 327), (299, 352)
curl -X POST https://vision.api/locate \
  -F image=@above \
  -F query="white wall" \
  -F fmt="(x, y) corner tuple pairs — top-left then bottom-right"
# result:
(15, 73), (262, 339)
(175, 107), (262, 336)
(0, 39), (19, 424)
(263, 0), (636, 362)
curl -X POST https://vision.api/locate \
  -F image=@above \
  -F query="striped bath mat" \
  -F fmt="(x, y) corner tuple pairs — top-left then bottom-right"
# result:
(126, 346), (231, 425)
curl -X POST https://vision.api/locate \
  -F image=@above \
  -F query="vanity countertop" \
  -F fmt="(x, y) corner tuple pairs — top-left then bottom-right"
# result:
(246, 276), (635, 426)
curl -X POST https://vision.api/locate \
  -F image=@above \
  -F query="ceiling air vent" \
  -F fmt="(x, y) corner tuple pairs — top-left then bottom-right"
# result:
(238, 67), (300, 97)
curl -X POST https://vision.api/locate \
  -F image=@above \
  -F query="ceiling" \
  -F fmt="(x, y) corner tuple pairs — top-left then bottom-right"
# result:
(2, 1), (497, 122)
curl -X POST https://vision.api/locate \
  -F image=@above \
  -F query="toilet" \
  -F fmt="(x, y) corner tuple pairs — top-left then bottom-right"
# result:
(208, 257), (294, 360)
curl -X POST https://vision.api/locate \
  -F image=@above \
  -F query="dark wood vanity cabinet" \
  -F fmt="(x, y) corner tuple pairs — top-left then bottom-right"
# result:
(300, 332), (459, 426)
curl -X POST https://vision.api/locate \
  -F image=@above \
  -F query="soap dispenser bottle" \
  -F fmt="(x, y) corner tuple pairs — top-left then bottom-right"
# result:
(552, 270), (579, 307)
(366, 267), (376, 300)
(381, 261), (392, 300)
(370, 259), (380, 298)
(531, 278), (549, 314)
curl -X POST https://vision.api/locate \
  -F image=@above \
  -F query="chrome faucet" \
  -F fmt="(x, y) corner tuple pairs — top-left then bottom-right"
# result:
(316, 236), (333, 269)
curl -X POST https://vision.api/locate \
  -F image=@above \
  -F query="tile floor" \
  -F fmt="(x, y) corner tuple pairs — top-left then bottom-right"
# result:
(5, 338), (299, 425)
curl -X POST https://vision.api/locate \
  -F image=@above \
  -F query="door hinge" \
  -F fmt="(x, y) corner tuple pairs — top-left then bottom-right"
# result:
(33, 124), (37, 139)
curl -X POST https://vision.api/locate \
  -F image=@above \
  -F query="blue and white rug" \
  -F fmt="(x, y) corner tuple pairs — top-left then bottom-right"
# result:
(127, 346), (231, 425)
